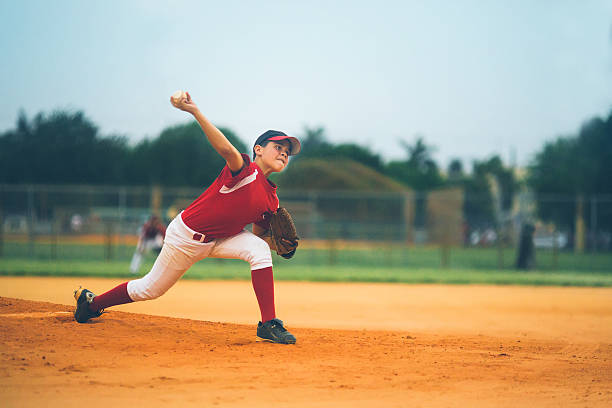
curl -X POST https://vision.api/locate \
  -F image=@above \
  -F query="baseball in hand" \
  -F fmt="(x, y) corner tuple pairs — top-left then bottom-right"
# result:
(170, 90), (186, 107)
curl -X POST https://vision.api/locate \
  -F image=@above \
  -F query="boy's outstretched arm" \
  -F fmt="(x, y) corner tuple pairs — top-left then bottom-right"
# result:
(171, 92), (244, 172)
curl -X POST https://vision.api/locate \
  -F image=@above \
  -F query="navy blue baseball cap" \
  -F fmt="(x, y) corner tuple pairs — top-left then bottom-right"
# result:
(252, 130), (301, 159)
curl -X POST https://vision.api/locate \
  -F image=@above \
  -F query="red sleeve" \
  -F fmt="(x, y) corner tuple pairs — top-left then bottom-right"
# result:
(218, 154), (253, 189)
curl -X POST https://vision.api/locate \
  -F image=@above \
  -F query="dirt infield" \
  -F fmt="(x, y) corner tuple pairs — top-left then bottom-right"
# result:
(0, 277), (611, 407)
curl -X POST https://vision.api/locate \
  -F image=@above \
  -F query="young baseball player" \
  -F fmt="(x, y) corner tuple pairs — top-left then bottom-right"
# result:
(73, 91), (300, 344)
(129, 215), (166, 274)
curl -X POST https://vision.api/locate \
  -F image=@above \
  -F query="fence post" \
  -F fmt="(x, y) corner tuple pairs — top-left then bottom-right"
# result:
(0, 184), (3, 257)
(575, 195), (585, 253)
(309, 191), (318, 239)
(497, 227), (503, 270)
(384, 224), (394, 267)
(119, 187), (127, 259)
(328, 223), (338, 266)
(104, 220), (113, 261)
(51, 215), (58, 260)
(151, 185), (162, 217)
(441, 244), (450, 268)
(552, 229), (559, 270)
(590, 196), (597, 252)
(27, 185), (35, 258)
(0, 205), (3, 258)
(403, 191), (414, 245)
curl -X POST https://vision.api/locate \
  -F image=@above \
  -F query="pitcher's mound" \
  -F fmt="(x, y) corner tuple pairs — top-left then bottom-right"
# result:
(1, 297), (610, 407)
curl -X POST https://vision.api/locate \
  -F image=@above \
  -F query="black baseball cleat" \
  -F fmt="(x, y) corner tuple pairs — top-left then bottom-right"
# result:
(73, 287), (103, 323)
(256, 318), (296, 344)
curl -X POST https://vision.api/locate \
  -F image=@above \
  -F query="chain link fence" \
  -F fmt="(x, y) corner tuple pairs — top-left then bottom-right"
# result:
(1, 184), (611, 271)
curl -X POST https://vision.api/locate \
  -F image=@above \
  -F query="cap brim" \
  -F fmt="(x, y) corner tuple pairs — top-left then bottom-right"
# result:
(267, 135), (301, 156)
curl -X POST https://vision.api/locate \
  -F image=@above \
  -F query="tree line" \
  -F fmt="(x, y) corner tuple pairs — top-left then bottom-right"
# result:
(1, 107), (610, 233)
(0, 110), (246, 188)
(527, 110), (612, 233)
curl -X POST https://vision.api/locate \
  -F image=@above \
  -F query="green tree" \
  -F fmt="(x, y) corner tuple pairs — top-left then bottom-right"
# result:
(463, 159), (496, 230)
(296, 126), (384, 172)
(299, 126), (328, 155)
(331, 144), (385, 172)
(128, 121), (246, 187)
(0, 110), (129, 184)
(385, 137), (444, 190)
(477, 156), (516, 212)
(528, 109), (612, 232)
(447, 158), (464, 182)
(457, 155), (516, 232)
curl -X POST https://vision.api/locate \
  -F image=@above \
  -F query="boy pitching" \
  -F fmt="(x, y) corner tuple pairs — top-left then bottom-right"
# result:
(73, 91), (300, 344)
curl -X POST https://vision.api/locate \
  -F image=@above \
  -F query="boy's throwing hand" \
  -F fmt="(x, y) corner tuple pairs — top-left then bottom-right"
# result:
(170, 90), (198, 114)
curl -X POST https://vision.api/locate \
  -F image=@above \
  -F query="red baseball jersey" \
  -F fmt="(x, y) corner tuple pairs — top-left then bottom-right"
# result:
(181, 154), (278, 238)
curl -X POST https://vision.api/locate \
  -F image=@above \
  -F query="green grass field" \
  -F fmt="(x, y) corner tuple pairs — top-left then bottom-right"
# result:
(1, 258), (611, 287)
(2, 240), (612, 268)
(1, 240), (610, 287)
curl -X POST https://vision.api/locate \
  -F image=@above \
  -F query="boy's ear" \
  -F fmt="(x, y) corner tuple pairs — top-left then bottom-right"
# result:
(253, 144), (263, 157)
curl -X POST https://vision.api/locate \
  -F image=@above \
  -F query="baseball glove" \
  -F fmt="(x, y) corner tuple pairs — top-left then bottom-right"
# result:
(269, 207), (299, 259)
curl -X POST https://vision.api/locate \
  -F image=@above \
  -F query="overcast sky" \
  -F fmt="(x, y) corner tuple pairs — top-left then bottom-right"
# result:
(1, 0), (611, 168)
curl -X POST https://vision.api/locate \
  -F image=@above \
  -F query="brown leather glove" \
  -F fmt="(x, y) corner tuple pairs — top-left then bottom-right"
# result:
(269, 207), (299, 258)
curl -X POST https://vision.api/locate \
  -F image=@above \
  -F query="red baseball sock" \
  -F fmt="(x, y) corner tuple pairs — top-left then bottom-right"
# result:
(89, 282), (133, 312)
(251, 267), (276, 323)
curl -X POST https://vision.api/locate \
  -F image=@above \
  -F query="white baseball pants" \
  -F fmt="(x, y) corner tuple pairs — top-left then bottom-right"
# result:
(127, 214), (273, 301)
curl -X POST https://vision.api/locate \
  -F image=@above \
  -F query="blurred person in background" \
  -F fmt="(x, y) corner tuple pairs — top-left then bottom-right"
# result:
(129, 215), (166, 274)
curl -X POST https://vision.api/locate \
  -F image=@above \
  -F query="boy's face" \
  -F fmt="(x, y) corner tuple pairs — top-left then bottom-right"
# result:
(256, 140), (291, 172)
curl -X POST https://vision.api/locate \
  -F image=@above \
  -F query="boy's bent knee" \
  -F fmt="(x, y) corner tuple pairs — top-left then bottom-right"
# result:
(127, 278), (169, 301)
(246, 239), (273, 270)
